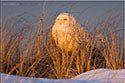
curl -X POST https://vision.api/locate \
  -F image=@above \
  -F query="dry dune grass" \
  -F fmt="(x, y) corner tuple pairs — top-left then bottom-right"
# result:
(0, 8), (124, 79)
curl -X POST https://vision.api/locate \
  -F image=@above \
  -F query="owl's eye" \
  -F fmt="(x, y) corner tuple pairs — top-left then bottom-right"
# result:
(63, 18), (67, 20)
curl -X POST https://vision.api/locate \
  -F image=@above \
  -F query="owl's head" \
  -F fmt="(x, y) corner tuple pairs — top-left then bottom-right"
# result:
(55, 13), (76, 25)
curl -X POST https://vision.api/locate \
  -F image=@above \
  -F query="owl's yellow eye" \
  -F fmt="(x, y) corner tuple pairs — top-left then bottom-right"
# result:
(63, 18), (67, 20)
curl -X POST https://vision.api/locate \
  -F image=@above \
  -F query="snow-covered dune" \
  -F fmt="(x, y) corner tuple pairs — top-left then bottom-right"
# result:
(72, 69), (125, 83)
(1, 69), (125, 83)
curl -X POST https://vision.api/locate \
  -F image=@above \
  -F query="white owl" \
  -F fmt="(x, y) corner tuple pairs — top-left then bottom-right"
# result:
(51, 13), (90, 51)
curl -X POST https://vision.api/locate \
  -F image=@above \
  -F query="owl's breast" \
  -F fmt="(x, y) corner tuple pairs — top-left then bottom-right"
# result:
(52, 24), (78, 51)
(52, 24), (73, 35)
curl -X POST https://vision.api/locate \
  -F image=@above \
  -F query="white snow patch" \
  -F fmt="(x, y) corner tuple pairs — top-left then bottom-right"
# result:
(1, 69), (125, 83)
(72, 68), (125, 83)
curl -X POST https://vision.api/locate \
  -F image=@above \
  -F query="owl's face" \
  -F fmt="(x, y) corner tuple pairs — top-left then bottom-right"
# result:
(55, 13), (76, 25)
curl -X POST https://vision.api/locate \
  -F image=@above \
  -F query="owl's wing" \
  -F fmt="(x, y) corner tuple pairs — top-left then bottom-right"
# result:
(81, 24), (105, 42)
(70, 24), (91, 44)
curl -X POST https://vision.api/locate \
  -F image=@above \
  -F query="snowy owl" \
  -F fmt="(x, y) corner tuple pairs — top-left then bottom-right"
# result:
(51, 13), (90, 51)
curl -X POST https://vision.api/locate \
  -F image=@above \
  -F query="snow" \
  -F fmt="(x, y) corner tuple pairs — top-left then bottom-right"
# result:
(72, 69), (125, 83)
(1, 69), (125, 83)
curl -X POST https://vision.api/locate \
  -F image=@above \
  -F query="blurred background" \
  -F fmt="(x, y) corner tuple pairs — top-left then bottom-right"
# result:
(1, 1), (124, 25)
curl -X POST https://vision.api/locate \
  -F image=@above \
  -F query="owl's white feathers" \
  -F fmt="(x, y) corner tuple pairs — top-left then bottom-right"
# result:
(52, 13), (90, 51)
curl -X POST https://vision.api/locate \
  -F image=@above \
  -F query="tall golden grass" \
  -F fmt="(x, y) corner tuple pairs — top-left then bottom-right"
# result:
(0, 9), (124, 79)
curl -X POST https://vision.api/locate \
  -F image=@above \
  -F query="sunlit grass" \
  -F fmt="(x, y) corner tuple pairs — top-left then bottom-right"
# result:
(0, 9), (124, 79)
